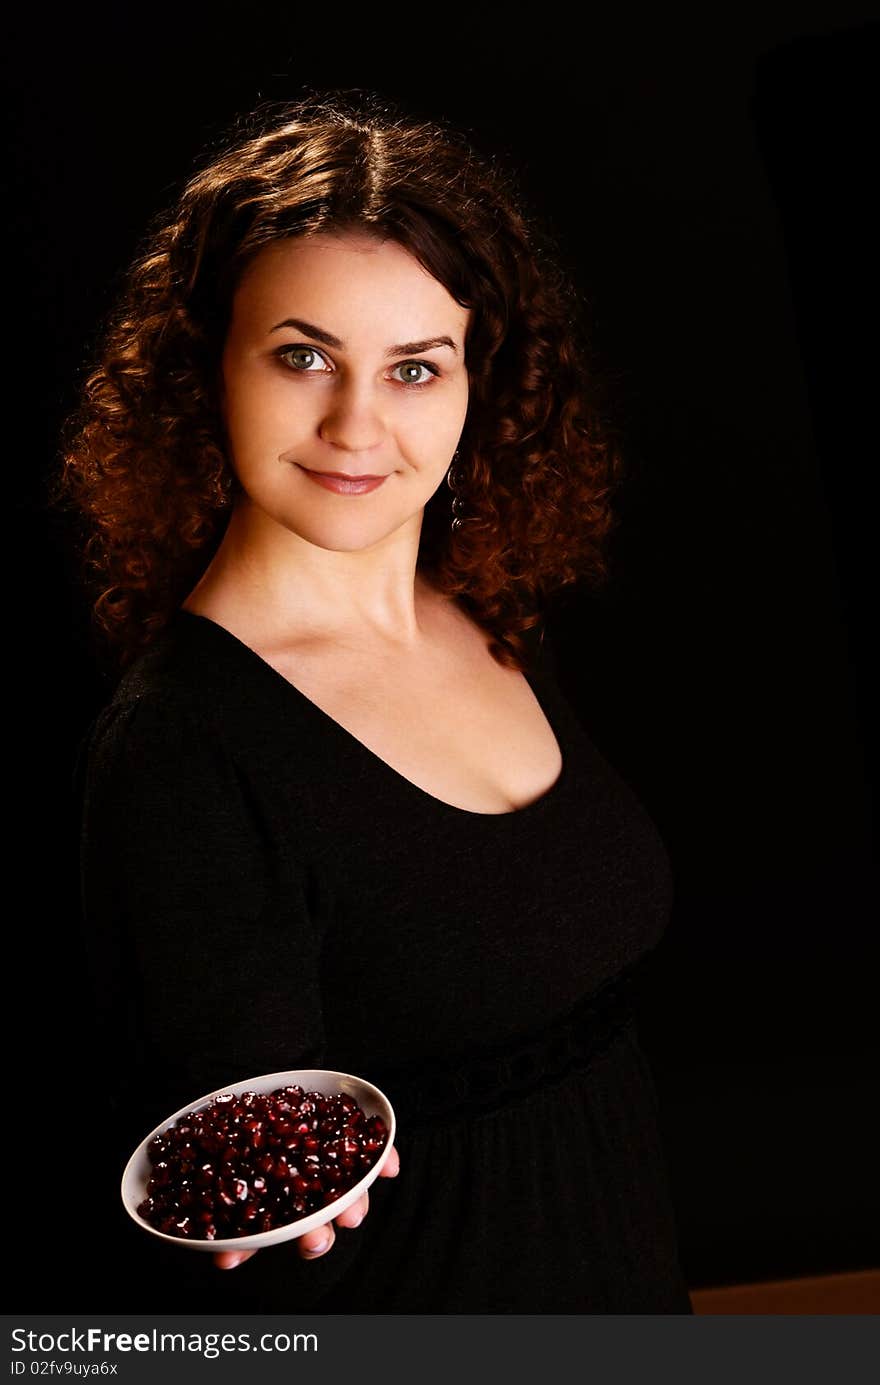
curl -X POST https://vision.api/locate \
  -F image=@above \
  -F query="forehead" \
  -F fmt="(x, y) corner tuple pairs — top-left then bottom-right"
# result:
(230, 231), (469, 338)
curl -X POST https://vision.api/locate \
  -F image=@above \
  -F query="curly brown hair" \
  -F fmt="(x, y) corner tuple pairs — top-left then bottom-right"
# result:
(52, 89), (625, 675)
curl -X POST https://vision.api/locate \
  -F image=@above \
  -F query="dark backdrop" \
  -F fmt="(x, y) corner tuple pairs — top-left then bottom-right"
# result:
(7, 7), (877, 1306)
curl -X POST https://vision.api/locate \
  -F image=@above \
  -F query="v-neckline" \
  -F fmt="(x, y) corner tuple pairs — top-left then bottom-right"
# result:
(172, 608), (569, 821)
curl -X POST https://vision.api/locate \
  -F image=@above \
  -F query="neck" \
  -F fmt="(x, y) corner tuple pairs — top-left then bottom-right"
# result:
(182, 498), (439, 651)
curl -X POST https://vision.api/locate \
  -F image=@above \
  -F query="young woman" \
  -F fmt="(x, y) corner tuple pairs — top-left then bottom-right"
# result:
(58, 92), (693, 1313)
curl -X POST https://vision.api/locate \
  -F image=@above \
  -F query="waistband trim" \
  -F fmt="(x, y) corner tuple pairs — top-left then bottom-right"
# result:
(369, 961), (643, 1128)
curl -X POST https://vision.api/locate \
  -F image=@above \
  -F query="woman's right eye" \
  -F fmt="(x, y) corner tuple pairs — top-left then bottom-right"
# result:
(276, 345), (329, 372)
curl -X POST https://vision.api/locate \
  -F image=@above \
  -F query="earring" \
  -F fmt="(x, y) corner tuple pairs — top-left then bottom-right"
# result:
(447, 448), (466, 531)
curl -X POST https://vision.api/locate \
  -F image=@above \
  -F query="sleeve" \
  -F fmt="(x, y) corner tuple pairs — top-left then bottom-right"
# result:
(76, 692), (368, 1310)
(78, 692), (327, 1158)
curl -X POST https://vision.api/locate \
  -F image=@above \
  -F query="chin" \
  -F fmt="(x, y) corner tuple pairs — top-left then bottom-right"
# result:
(289, 519), (419, 554)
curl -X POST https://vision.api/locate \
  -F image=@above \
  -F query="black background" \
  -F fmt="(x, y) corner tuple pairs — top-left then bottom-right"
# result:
(6, 6), (877, 1304)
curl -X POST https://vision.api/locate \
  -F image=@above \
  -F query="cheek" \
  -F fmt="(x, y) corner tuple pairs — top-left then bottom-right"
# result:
(405, 378), (469, 441)
(223, 375), (302, 457)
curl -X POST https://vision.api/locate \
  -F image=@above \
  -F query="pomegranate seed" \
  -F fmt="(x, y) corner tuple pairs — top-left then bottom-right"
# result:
(137, 1085), (388, 1240)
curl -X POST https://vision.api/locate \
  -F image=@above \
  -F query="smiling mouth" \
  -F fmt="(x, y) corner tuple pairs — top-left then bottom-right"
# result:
(296, 465), (390, 494)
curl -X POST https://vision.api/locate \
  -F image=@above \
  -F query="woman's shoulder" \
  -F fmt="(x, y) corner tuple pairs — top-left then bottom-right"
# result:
(76, 639), (276, 842)
(78, 612), (257, 788)
(77, 609), (320, 808)
(75, 619), (318, 877)
(99, 607), (287, 733)
(110, 612), (216, 705)
(521, 616), (563, 683)
(82, 627), (214, 758)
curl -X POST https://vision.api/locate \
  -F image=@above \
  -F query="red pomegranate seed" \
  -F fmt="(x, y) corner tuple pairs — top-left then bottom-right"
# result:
(138, 1085), (389, 1240)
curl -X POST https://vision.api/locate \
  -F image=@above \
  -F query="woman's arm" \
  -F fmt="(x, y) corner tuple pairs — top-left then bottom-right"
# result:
(76, 689), (395, 1304)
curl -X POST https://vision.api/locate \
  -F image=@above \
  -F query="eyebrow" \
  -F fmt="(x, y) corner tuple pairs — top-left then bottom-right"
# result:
(269, 317), (459, 359)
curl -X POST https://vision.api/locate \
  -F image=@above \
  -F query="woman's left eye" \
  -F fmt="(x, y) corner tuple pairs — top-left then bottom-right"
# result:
(392, 361), (439, 389)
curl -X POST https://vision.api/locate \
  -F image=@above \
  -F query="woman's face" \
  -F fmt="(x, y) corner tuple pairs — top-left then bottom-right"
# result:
(218, 229), (471, 555)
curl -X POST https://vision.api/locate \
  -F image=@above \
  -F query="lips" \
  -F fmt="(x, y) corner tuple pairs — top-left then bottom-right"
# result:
(298, 466), (389, 495)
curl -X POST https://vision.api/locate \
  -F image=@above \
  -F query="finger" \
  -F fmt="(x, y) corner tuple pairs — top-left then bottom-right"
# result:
(379, 1144), (400, 1178)
(214, 1249), (258, 1270)
(335, 1189), (369, 1229)
(298, 1222), (336, 1259)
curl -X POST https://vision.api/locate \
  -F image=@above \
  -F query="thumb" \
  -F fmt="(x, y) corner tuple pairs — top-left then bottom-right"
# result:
(379, 1144), (400, 1177)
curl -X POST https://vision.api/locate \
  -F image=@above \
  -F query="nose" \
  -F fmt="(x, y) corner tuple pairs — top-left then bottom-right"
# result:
(318, 379), (386, 454)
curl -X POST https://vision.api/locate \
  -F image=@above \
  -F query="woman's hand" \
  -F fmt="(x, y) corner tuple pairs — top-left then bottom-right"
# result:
(212, 1143), (400, 1270)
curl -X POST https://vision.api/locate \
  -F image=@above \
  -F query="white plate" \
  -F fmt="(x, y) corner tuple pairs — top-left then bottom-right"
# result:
(121, 1068), (396, 1253)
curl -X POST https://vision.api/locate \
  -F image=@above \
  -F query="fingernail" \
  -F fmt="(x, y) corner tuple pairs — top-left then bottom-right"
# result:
(220, 1254), (243, 1270)
(347, 1210), (364, 1227)
(303, 1234), (331, 1257)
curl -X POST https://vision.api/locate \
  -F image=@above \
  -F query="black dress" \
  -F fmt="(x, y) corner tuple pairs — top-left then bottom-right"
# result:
(76, 608), (693, 1313)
